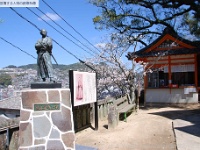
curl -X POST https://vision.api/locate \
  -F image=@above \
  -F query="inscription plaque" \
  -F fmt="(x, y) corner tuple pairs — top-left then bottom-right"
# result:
(34, 103), (60, 111)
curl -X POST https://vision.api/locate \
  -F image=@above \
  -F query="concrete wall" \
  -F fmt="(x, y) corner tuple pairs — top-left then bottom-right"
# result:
(145, 88), (198, 104)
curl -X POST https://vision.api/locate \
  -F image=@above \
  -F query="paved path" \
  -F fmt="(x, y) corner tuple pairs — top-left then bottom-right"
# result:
(173, 113), (200, 150)
(76, 105), (200, 150)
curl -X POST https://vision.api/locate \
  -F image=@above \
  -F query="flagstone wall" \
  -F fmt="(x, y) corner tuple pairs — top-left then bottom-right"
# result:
(19, 88), (75, 150)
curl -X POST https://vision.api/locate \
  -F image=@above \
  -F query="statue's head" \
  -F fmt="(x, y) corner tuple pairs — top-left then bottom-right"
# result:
(40, 29), (47, 36)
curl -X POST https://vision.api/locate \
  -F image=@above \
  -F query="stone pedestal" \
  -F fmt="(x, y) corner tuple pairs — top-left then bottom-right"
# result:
(19, 88), (75, 150)
(30, 82), (62, 89)
(108, 104), (118, 129)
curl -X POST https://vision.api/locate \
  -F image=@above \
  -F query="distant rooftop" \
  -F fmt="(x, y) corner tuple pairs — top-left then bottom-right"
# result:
(0, 96), (21, 110)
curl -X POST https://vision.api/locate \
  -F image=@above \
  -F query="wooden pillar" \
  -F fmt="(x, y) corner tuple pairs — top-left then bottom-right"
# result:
(168, 56), (172, 93)
(194, 54), (198, 87)
(143, 65), (148, 106)
(144, 73), (148, 89)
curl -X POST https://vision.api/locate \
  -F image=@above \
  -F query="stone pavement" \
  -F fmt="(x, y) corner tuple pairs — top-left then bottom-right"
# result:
(173, 113), (200, 150)
(76, 144), (98, 150)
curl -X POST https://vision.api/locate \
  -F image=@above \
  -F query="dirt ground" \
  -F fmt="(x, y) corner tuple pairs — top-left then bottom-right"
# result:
(75, 104), (200, 150)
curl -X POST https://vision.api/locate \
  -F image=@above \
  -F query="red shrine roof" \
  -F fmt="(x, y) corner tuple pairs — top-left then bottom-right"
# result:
(127, 28), (200, 60)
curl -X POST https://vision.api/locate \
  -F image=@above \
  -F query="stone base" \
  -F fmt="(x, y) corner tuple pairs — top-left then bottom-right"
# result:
(19, 88), (75, 150)
(31, 82), (62, 89)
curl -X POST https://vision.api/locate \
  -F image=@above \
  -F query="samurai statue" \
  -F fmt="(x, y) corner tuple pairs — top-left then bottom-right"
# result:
(35, 29), (56, 82)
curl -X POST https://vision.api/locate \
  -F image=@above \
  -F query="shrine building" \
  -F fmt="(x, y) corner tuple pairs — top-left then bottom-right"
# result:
(127, 28), (200, 104)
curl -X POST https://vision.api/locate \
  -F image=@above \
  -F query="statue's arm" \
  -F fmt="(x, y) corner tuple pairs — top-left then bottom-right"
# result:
(35, 40), (42, 51)
(47, 38), (53, 54)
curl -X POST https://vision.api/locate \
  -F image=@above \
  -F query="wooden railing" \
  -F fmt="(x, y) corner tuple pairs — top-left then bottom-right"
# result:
(0, 125), (19, 150)
(97, 97), (115, 121)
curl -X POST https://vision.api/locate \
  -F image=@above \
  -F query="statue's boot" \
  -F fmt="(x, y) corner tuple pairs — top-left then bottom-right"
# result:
(50, 77), (56, 83)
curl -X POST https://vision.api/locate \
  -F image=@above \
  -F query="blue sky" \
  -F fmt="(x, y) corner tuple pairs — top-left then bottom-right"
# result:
(0, 0), (109, 68)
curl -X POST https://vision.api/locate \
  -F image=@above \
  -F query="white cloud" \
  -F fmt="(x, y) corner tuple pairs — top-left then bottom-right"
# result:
(95, 42), (118, 49)
(38, 12), (61, 21)
(95, 43), (106, 48)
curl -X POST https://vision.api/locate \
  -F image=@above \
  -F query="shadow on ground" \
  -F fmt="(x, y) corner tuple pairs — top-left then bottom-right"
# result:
(146, 106), (200, 138)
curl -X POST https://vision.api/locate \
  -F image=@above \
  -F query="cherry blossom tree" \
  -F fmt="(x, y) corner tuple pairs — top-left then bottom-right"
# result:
(86, 34), (144, 107)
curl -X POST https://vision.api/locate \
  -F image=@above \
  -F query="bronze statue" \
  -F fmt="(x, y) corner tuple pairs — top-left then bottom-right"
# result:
(35, 29), (55, 82)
